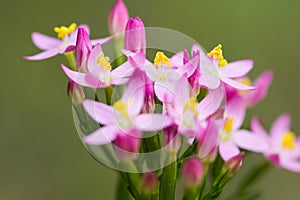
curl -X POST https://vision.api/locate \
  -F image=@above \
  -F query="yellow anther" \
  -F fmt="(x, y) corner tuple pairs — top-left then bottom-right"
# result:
(282, 131), (296, 150)
(113, 100), (128, 117)
(54, 23), (77, 39)
(97, 52), (112, 71)
(183, 96), (199, 116)
(207, 44), (227, 67)
(154, 52), (172, 67)
(224, 117), (234, 132)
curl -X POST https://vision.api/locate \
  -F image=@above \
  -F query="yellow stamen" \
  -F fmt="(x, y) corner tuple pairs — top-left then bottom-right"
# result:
(282, 131), (296, 150)
(154, 52), (172, 67)
(183, 96), (199, 116)
(113, 100), (128, 117)
(224, 117), (234, 132)
(207, 44), (227, 67)
(54, 23), (77, 39)
(96, 52), (112, 71)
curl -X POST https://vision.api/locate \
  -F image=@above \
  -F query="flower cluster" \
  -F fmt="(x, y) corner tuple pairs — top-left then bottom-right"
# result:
(25, 0), (300, 199)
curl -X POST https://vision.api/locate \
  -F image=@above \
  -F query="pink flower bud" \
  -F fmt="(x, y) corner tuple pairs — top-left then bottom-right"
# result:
(164, 124), (181, 152)
(224, 152), (244, 174)
(142, 74), (155, 113)
(108, 0), (129, 35)
(76, 27), (92, 71)
(114, 130), (141, 162)
(141, 172), (158, 193)
(182, 158), (204, 187)
(67, 80), (85, 104)
(124, 17), (146, 54)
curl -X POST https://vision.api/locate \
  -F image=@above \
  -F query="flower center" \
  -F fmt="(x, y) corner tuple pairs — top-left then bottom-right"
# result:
(113, 100), (129, 117)
(207, 44), (228, 67)
(223, 117), (234, 133)
(183, 96), (199, 116)
(97, 52), (112, 72)
(54, 23), (77, 39)
(154, 52), (172, 68)
(281, 131), (296, 150)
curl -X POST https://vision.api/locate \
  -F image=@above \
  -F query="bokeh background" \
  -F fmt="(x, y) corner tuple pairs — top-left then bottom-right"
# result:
(1, 0), (300, 199)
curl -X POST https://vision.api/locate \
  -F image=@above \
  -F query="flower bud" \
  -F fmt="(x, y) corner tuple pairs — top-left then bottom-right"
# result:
(142, 75), (155, 113)
(67, 80), (85, 104)
(141, 172), (158, 193)
(108, 0), (129, 35)
(76, 27), (92, 72)
(224, 152), (244, 174)
(164, 124), (181, 152)
(124, 17), (146, 54)
(114, 130), (141, 162)
(200, 144), (218, 164)
(182, 158), (204, 187)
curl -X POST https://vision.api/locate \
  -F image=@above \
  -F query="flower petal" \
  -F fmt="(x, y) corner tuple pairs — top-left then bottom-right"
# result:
(83, 125), (119, 145)
(270, 114), (291, 139)
(24, 49), (59, 60)
(219, 60), (253, 78)
(225, 95), (245, 130)
(134, 114), (172, 131)
(87, 43), (102, 76)
(222, 77), (255, 90)
(31, 32), (61, 50)
(219, 141), (240, 161)
(233, 130), (268, 153)
(91, 36), (112, 46)
(83, 99), (115, 125)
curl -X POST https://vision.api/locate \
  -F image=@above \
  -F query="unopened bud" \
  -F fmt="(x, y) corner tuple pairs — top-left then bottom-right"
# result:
(114, 130), (141, 162)
(182, 158), (204, 187)
(224, 152), (244, 174)
(164, 124), (181, 152)
(124, 17), (146, 54)
(108, 0), (129, 35)
(67, 80), (85, 104)
(141, 172), (158, 193)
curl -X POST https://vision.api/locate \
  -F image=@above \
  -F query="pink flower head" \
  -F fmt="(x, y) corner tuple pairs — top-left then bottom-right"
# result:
(124, 17), (146, 54)
(108, 0), (129, 35)
(25, 24), (111, 61)
(75, 27), (92, 72)
(62, 43), (133, 88)
(225, 70), (273, 107)
(192, 44), (255, 91)
(251, 114), (300, 173)
(82, 69), (172, 146)
(182, 157), (204, 187)
(219, 95), (267, 160)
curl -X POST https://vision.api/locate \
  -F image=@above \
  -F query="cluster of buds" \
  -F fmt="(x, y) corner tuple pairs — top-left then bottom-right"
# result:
(25, 0), (300, 199)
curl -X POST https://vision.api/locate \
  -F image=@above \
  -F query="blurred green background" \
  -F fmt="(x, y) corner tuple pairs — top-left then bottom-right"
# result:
(1, 0), (300, 199)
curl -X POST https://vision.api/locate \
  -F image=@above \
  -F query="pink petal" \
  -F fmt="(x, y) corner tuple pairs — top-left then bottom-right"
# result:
(83, 125), (119, 145)
(270, 114), (291, 140)
(176, 53), (199, 77)
(221, 77), (255, 90)
(170, 50), (185, 66)
(31, 32), (61, 50)
(246, 70), (273, 107)
(219, 60), (253, 78)
(251, 117), (268, 137)
(128, 53), (146, 68)
(62, 64), (106, 88)
(219, 141), (240, 161)
(281, 158), (300, 173)
(154, 81), (176, 103)
(91, 36), (112, 46)
(83, 99), (115, 125)
(134, 114), (172, 131)
(267, 153), (281, 166)
(199, 73), (221, 90)
(87, 43), (102, 76)
(225, 95), (245, 130)
(122, 69), (145, 116)
(198, 85), (224, 120)
(233, 130), (268, 153)
(24, 49), (59, 60)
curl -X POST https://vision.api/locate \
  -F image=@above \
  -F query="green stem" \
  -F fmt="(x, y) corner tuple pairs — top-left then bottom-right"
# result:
(105, 86), (113, 105)
(159, 151), (177, 200)
(64, 51), (77, 71)
(115, 175), (132, 200)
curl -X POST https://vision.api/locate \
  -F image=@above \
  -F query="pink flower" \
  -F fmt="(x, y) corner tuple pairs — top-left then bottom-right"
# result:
(82, 69), (172, 146)
(219, 95), (267, 160)
(25, 24), (110, 61)
(192, 44), (255, 91)
(182, 158), (204, 187)
(251, 114), (300, 173)
(62, 43), (132, 88)
(124, 17), (146, 54)
(108, 0), (129, 35)
(225, 70), (273, 107)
